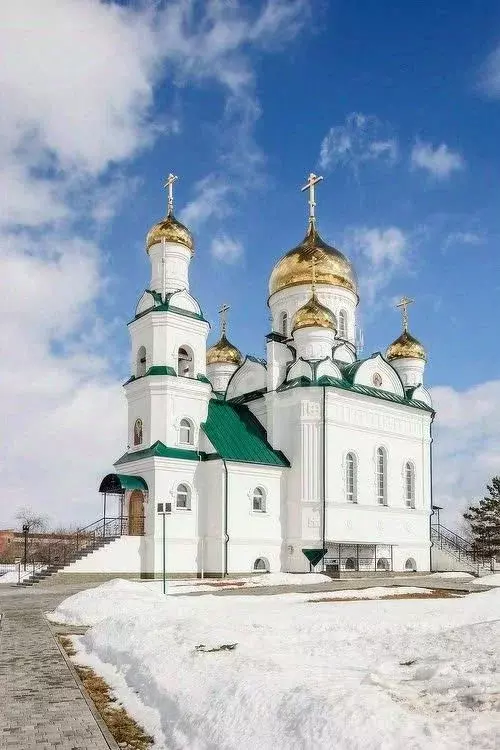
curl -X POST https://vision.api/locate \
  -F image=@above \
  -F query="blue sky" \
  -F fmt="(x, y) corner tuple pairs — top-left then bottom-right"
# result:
(1, 0), (500, 527)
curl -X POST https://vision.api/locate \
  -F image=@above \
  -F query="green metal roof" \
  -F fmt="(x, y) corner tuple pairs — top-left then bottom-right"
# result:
(131, 290), (207, 324)
(115, 441), (202, 465)
(99, 473), (148, 493)
(202, 400), (289, 467)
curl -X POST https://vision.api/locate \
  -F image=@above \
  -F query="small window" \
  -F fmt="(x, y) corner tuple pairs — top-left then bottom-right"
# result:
(279, 311), (288, 337)
(133, 418), (143, 446)
(178, 346), (193, 377)
(179, 418), (193, 445)
(253, 557), (269, 572)
(339, 310), (347, 339)
(252, 487), (266, 513)
(136, 346), (147, 377)
(376, 447), (387, 505)
(346, 452), (357, 503)
(176, 483), (191, 510)
(405, 557), (417, 572)
(405, 462), (415, 508)
(377, 557), (389, 571)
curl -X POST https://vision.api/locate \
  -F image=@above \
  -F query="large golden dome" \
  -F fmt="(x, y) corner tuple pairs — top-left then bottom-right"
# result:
(206, 334), (243, 366)
(386, 330), (426, 361)
(269, 221), (357, 297)
(146, 213), (194, 254)
(292, 292), (337, 333)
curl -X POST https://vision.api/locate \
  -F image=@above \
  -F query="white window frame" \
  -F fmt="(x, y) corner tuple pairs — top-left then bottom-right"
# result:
(376, 447), (387, 505)
(251, 487), (266, 513)
(175, 483), (191, 511)
(179, 418), (194, 445)
(405, 461), (415, 509)
(345, 452), (357, 503)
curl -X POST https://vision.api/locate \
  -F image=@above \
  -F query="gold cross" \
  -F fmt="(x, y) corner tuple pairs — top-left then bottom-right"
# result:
(163, 173), (178, 216)
(301, 172), (323, 223)
(396, 296), (414, 332)
(218, 303), (230, 336)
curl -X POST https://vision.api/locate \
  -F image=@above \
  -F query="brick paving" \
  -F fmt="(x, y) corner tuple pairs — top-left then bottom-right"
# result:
(0, 586), (111, 750)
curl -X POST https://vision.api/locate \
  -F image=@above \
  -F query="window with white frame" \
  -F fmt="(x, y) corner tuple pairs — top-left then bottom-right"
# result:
(376, 447), (387, 505)
(178, 346), (193, 377)
(339, 309), (347, 339)
(136, 346), (147, 377)
(179, 418), (193, 445)
(279, 311), (288, 337)
(252, 487), (266, 512)
(176, 483), (191, 510)
(405, 461), (415, 508)
(346, 452), (357, 503)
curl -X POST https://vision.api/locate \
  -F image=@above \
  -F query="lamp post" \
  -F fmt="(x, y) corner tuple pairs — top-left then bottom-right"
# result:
(22, 524), (29, 571)
(157, 503), (171, 595)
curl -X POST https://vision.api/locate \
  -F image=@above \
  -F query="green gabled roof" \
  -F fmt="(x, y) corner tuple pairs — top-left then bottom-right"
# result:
(202, 400), (289, 467)
(115, 441), (202, 465)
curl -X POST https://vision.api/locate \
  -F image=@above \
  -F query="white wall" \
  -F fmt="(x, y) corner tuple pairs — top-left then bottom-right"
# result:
(63, 536), (143, 573)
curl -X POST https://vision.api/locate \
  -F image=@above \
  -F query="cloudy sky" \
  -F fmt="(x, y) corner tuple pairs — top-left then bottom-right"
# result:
(1, 0), (500, 530)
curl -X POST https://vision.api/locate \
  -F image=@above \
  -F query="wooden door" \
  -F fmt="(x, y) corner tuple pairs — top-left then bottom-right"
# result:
(128, 490), (145, 535)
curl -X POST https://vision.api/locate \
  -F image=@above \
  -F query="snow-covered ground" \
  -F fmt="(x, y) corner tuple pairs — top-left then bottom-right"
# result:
(472, 573), (500, 587)
(140, 572), (332, 595)
(48, 580), (500, 749)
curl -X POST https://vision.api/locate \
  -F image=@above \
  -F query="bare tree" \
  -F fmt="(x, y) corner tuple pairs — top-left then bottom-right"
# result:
(15, 506), (49, 532)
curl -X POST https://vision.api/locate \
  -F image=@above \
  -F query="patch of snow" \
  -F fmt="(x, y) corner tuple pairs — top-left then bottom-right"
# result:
(472, 573), (500, 587)
(307, 586), (434, 601)
(55, 580), (500, 749)
(0, 564), (45, 584)
(428, 571), (474, 579)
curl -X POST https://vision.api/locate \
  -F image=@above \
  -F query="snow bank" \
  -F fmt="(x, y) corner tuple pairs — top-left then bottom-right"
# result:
(428, 571), (474, 579)
(307, 586), (434, 600)
(472, 573), (500, 587)
(58, 580), (500, 749)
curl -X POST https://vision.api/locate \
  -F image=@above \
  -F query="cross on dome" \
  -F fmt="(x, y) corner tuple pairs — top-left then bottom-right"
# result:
(301, 172), (323, 225)
(218, 303), (230, 336)
(396, 296), (414, 332)
(163, 173), (178, 216)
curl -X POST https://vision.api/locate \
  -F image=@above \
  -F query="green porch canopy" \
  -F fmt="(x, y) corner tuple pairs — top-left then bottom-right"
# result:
(302, 548), (327, 567)
(99, 473), (148, 494)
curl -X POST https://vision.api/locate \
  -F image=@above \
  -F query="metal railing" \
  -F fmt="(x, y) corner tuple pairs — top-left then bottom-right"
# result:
(431, 523), (491, 568)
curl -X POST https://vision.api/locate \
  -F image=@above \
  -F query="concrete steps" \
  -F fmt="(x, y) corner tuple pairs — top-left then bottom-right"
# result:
(18, 538), (117, 587)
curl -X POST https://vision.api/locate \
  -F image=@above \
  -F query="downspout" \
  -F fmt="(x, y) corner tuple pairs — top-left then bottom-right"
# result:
(428, 415), (435, 573)
(321, 385), (327, 570)
(222, 458), (229, 577)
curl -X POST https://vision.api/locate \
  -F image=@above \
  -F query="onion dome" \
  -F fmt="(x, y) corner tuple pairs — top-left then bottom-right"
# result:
(206, 334), (243, 366)
(146, 212), (194, 254)
(269, 221), (357, 297)
(292, 292), (337, 333)
(386, 330), (426, 361)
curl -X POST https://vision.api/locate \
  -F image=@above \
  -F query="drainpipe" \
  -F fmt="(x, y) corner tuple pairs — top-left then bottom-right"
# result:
(321, 385), (327, 570)
(429, 415), (435, 573)
(222, 459), (229, 577)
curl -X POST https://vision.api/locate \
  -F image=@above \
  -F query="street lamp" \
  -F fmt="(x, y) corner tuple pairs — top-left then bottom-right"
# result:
(157, 503), (172, 595)
(22, 524), (29, 571)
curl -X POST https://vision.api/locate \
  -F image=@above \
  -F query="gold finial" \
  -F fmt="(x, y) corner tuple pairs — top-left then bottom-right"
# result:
(301, 172), (323, 226)
(163, 173), (178, 216)
(396, 296), (414, 332)
(218, 303), (230, 336)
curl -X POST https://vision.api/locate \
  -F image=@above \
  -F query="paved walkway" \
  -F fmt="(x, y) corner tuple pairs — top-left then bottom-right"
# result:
(0, 585), (111, 750)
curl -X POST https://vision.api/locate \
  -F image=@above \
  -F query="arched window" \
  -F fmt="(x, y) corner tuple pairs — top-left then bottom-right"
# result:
(133, 418), (143, 446)
(377, 557), (389, 571)
(405, 557), (417, 572)
(252, 487), (266, 513)
(178, 346), (193, 377)
(179, 418), (193, 445)
(346, 452), (357, 503)
(253, 557), (269, 572)
(176, 483), (191, 510)
(376, 447), (387, 505)
(339, 310), (347, 339)
(344, 557), (356, 570)
(405, 462), (415, 508)
(279, 311), (288, 337)
(136, 346), (147, 377)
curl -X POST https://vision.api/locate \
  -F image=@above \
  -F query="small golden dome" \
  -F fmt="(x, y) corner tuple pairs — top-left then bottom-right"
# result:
(146, 213), (194, 253)
(206, 334), (243, 366)
(292, 292), (337, 333)
(269, 222), (357, 297)
(386, 330), (426, 361)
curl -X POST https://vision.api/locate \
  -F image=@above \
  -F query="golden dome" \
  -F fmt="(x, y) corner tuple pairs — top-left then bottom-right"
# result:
(269, 221), (358, 297)
(146, 212), (194, 253)
(292, 292), (337, 333)
(386, 330), (426, 361)
(206, 334), (243, 366)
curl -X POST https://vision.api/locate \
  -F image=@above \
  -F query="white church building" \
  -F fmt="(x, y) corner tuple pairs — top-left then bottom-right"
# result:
(97, 172), (434, 578)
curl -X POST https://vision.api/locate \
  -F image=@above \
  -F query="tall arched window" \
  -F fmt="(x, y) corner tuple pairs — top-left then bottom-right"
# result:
(179, 418), (193, 445)
(252, 487), (266, 512)
(178, 346), (193, 377)
(405, 461), (415, 508)
(339, 310), (347, 339)
(133, 418), (143, 446)
(176, 483), (191, 510)
(376, 447), (387, 505)
(346, 452), (357, 503)
(136, 346), (147, 377)
(279, 311), (288, 337)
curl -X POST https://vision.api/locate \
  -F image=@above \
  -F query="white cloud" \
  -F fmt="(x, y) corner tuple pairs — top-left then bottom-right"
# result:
(444, 231), (484, 248)
(431, 380), (500, 529)
(319, 113), (398, 172)
(210, 234), (244, 264)
(479, 45), (500, 97)
(181, 175), (233, 229)
(348, 227), (409, 304)
(410, 141), (464, 179)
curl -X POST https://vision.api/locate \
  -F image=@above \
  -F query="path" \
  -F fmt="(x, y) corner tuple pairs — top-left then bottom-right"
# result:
(0, 584), (113, 750)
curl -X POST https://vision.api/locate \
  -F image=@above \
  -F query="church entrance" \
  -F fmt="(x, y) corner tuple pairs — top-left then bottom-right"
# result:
(128, 490), (145, 536)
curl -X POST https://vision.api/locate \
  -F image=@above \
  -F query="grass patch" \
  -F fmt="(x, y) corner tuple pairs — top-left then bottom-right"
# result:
(309, 589), (464, 603)
(59, 636), (153, 750)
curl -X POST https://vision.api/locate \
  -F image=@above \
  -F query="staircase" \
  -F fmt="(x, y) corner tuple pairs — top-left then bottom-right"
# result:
(18, 516), (129, 587)
(431, 523), (493, 577)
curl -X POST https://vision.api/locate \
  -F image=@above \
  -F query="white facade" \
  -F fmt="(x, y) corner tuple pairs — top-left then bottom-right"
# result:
(104, 192), (434, 578)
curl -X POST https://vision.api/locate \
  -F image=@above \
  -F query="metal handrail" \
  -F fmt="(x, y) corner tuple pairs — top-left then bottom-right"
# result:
(431, 522), (489, 565)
